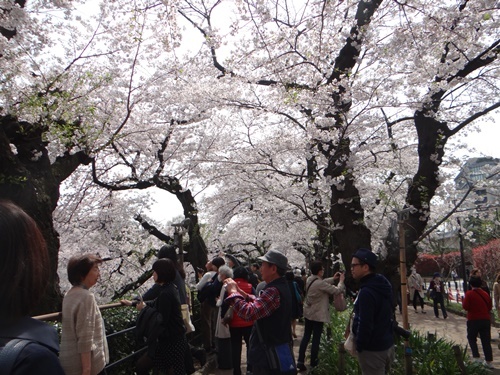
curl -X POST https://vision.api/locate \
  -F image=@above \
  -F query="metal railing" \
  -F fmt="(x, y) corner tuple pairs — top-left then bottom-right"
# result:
(34, 302), (147, 372)
(32, 297), (204, 374)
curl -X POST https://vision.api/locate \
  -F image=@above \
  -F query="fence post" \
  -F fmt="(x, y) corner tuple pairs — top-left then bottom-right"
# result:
(452, 345), (467, 375)
(338, 342), (346, 375)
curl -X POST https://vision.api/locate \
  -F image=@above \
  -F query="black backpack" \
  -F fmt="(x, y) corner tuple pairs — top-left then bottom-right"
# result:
(0, 338), (33, 375)
(197, 273), (218, 303)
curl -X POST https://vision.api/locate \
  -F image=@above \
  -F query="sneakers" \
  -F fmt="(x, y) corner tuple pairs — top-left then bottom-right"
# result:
(421, 310), (426, 314)
(192, 348), (207, 366)
(484, 360), (494, 369)
(297, 363), (307, 372)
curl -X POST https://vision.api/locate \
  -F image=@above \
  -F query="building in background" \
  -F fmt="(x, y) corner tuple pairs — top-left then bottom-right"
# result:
(454, 157), (500, 211)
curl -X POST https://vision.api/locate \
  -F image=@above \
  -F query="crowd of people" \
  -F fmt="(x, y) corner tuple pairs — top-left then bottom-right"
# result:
(1, 199), (499, 374)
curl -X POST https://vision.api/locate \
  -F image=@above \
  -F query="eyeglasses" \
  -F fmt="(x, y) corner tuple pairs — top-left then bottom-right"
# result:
(350, 263), (362, 269)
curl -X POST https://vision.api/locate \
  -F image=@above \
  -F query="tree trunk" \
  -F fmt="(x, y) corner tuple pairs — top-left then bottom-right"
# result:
(154, 176), (208, 271)
(404, 111), (451, 269)
(324, 138), (372, 272)
(0, 115), (91, 314)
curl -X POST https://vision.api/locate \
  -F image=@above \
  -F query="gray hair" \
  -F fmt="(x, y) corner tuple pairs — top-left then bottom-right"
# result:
(218, 265), (234, 279)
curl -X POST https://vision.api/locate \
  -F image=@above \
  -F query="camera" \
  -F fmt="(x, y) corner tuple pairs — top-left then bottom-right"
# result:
(393, 322), (411, 339)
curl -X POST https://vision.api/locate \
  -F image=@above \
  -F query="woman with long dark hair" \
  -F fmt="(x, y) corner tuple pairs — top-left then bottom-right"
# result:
(0, 200), (65, 374)
(123, 258), (187, 375)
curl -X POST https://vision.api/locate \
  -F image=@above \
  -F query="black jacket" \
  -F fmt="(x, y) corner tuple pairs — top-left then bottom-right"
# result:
(353, 273), (394, 352)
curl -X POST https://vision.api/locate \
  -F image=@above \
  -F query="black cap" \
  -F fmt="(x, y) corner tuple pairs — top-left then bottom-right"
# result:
(211, 257), (225, 269)
(353, 248), (377, 268)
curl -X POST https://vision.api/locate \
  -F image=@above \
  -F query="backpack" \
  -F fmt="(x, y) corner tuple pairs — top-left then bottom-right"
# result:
(0, 338), (33, 375)
(197, 273), (218, 303)
(197, 283), (210, 303)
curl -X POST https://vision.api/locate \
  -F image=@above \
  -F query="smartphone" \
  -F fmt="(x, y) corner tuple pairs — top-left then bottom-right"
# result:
(137, 293), (144, 304)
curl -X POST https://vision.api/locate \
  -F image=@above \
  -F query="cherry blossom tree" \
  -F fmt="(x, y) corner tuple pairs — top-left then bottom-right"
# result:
(1, 0), (498, 309)
(176, 0), (499, 280)
(0, 0), (215, 308)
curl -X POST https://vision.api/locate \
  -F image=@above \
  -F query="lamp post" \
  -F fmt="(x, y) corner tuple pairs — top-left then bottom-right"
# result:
(172, 218), (190, 270)
(457, 217), (468, 293)
(397, 207), (412, 375)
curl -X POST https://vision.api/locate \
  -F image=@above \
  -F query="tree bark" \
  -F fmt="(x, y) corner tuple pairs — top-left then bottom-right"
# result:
(0, 115), (91, 314)
(404, 112), (451, 268)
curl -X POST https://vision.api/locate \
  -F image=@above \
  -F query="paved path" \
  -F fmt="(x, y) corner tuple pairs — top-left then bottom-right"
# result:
(406, 308), (500, 374)
(201, 310), (500, 374)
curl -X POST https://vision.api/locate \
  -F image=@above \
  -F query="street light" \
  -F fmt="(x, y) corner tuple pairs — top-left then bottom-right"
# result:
(171, 218), (190, 266)
(397, 207), (412, 375)
(456, 217), (468, 293)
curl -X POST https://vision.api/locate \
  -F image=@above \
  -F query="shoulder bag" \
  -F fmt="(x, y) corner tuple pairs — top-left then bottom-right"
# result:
(181, 304), (195, 334)
(255, 321), (297, 374)
(304, 278), (318, 307)
(334, 291), (347, 312)
(474, 289), (494, 324)
(222, 305), (234, 325)
(343, 314), (357, 357)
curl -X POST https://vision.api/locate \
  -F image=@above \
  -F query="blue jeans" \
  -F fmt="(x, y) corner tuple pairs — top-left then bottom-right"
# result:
(297, 319), (324, 367)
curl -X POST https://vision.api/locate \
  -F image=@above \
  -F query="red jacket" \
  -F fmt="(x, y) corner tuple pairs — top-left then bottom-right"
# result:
(229, 278), (255, 328)
(463, 288), (492, 321)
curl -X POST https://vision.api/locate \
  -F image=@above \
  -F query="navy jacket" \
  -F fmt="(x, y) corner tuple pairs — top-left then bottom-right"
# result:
(353, 273), (394, 352)
(0, 316), (65, 375)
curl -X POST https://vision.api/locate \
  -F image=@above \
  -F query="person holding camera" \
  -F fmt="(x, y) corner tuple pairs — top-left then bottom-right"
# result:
(428, 272), (448, 319)
(297, 261), (345, 371)
(350, 248), (395, 375)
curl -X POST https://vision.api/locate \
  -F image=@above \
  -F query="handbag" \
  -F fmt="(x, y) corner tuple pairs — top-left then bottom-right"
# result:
(222, 305), (234, 325)
(334, 292), (347, 312)
(215, 306), (231, 339)
(255, 321), (297, 374)
(181, 304), (195, 334)
(215, 285), (231, 338)
(344, 331), (356, 356)
(343, 314), (357, 357)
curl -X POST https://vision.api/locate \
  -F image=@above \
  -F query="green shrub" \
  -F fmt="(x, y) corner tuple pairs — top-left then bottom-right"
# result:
(312, 308), (490, 375)
(102, 303), (140, 374)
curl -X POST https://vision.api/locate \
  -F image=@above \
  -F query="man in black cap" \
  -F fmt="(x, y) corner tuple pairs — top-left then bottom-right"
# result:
(224, 249), (294, 375)
(350, 248), (394, 375)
